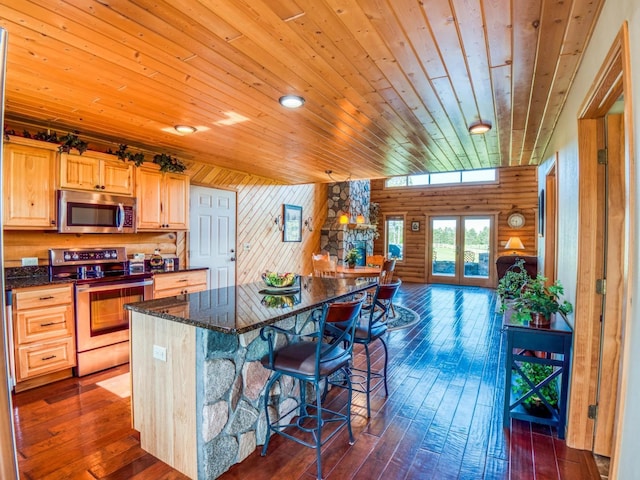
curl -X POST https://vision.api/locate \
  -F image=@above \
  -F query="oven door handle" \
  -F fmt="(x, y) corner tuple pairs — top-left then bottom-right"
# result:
(76, 278), (153, 293)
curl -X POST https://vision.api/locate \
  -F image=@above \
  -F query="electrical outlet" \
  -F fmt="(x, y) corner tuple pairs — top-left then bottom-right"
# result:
(21, 257), (38, 266)
(153, 345), (167, 362)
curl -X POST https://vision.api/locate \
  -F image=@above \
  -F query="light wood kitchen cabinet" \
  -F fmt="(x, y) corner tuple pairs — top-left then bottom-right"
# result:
(60, 151), (134, 195)
(153, 270), (207, 298)
(12, 283), (76, 391)
(3, 137), (58, 229)
(136, 165), (189, 230)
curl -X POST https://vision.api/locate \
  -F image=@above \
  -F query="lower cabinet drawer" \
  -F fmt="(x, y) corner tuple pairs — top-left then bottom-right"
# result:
(154, 285), (206, 299)
(153, 270), (207, 291)
(16, 337), (76, 381)
(16, 304), (74, 344)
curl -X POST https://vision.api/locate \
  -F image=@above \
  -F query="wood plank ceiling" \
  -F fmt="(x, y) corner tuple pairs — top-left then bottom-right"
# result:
(0, 0), (604, 184)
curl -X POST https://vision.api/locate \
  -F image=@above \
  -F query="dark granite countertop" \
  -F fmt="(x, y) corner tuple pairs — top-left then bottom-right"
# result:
(4, 266), (209, 291)
(149, 267), (208, 275)
(125, 276), (376, 335)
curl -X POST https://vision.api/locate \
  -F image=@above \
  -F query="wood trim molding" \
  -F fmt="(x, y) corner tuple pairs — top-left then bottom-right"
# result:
(0, 333), (18, 478)
(570, 118), (602, 449)
(569, 25), (635, 480)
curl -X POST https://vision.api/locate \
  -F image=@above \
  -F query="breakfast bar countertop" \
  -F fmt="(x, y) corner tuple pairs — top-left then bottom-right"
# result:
(125, 276), (376, 335)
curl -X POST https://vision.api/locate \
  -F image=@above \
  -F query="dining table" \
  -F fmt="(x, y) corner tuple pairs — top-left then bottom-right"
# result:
(335, 265), (382, 278)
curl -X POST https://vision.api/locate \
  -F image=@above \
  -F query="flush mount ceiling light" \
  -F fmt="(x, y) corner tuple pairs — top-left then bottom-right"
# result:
(279, 95), (305, 109)
(468, 121), (492, 134)
(174, 125), (197, 134)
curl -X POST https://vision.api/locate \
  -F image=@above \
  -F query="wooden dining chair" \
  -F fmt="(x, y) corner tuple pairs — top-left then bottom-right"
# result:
(365, 254), (385, 267)
(379, 259), (397, 316)
(312, 256), (337, 277)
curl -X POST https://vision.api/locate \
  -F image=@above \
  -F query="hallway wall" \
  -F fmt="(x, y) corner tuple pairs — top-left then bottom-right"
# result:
(541, 1), (640, 477)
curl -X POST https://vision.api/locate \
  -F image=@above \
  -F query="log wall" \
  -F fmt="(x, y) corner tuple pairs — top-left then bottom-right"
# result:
(370, 166), (539, 284)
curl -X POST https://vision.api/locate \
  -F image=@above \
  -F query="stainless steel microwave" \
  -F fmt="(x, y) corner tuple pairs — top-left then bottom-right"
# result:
(58, 190), (137, 233)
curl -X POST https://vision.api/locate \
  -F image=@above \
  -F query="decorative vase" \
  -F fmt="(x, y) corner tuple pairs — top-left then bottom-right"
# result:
(530, 312), (550, 327)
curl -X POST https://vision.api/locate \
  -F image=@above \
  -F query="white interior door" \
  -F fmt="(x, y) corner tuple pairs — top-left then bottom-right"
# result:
(189, 186), (236, 289)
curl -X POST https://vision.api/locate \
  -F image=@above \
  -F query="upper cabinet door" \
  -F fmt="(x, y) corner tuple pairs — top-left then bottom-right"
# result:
(60, 152), (133, 195)
(3, 140), (58, 229)
(102, 160), (134, 195)
(163, 173), (189, 230)
(135, 167), (163, 229)
(135, 166), (189, 231)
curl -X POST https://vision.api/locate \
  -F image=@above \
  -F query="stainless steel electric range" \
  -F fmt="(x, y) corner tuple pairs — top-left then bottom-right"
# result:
(49, 247), (153, 376)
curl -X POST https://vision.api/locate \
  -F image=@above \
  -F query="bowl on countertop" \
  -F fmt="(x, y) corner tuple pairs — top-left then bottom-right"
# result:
(261, 272), (298, 288)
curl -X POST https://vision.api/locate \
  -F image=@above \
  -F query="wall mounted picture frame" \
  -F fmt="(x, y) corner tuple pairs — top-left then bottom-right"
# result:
(283, 204), (302, 242)
(411, 221), (420, 232)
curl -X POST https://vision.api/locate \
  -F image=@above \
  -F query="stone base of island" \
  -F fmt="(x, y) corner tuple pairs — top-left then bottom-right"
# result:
(125, 276), (375, 479)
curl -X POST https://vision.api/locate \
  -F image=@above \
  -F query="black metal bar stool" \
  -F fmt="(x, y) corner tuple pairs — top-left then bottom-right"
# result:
(260, 295), (364, 480)
(329, 280), (401, 418)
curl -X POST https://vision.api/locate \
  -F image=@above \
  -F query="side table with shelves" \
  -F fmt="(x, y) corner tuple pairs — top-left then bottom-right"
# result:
(503, 313), (573, 439)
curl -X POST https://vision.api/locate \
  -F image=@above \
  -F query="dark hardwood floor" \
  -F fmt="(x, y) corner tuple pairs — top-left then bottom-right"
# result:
(12, 283), (600, 479)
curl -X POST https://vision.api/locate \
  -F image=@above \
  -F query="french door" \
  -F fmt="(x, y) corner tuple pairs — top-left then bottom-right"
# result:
(428, 215), (494, 287)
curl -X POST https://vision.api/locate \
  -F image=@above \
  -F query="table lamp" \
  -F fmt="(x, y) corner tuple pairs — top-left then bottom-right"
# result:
(505, 236), (525, 254)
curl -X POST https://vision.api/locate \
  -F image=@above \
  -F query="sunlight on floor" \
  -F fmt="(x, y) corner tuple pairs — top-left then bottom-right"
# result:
(96, 372), (130, 398)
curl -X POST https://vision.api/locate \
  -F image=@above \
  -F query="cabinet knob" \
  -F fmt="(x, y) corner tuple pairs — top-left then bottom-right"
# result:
(101, 185), (106, 190)
(51, 220), (56, 225)
(95, 185), (101, 189)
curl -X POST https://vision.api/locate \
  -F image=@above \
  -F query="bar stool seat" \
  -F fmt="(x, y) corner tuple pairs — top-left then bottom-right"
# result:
(329, 280), (401, 418)
(260, 295), (365, 480)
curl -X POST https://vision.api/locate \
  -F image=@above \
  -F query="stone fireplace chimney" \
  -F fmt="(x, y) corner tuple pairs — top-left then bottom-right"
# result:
(320, 179), (377, 265)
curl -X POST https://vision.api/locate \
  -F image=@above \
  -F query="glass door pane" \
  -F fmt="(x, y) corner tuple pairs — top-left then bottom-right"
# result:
(429, 215), (494, 286)
(431, 218), (458, 278)
(463, 217), (491, 280)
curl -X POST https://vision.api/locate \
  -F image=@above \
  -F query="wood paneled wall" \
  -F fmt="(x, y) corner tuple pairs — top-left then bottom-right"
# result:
(188, 163), (327, 284)
(371, 166), (538, 284)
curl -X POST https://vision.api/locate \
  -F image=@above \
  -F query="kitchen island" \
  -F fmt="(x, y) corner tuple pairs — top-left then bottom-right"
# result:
(125, 276), (375, 480)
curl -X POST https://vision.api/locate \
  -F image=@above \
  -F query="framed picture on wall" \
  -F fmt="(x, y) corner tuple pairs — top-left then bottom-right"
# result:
(411, 221), (420, 232)
(283, 204), (302, 242)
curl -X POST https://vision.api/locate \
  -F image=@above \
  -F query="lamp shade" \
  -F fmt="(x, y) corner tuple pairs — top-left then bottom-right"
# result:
(505, 236), (525, 252)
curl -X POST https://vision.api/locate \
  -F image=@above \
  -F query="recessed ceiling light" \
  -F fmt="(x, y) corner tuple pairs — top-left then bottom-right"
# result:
(174, 125), (197, 134)
(468, 121), (492, 134)
(279, 95), (305, 109)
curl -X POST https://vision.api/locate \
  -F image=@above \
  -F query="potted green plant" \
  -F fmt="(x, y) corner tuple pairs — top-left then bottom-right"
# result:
(512, 274), (573, 326)
(497, 259), (531, 302)
(497, 259), (532, 317)
(345, 248), (361, 268)
(513, 361), (559, 416)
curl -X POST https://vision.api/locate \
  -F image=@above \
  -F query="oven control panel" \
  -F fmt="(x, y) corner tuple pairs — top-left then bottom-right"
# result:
(49, 247), (127, 265)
